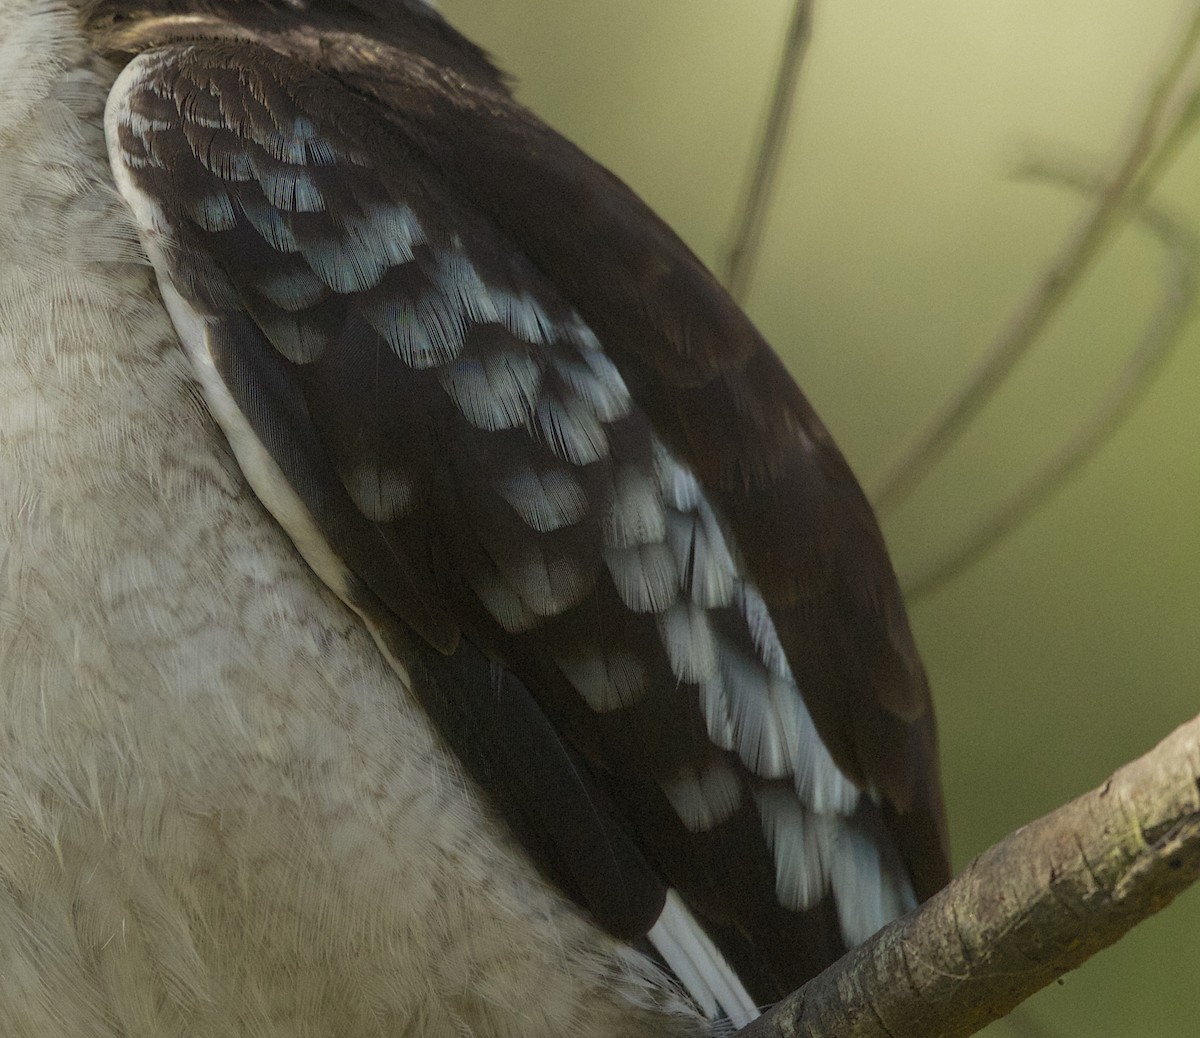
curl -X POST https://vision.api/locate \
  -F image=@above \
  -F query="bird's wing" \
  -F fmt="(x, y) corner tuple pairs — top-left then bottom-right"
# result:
(104, 28), (946, 1018)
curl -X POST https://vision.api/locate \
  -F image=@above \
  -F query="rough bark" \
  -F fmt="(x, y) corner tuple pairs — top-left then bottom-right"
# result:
(738, 714), (1200, 1038)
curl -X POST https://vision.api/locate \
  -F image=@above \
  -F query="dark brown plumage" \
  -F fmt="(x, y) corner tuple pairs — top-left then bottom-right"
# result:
(93, 0), (949, 1008)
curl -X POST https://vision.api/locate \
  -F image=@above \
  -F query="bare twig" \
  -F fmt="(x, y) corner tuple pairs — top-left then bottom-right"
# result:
(722, 0), (813, 302)
(870, 3), (1200, 511)
(904, 165), (1200, 600)
(736, 714), (1200, 1038)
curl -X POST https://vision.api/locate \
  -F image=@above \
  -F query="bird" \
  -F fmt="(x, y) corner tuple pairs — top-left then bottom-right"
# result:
(0, 1), (950, 1035)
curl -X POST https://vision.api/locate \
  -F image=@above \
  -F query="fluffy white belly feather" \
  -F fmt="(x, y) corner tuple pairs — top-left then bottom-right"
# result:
(0, 4), (702, 1035)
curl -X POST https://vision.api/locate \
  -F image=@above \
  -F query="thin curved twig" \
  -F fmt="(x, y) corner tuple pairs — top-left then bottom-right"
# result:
(722, 0), (813, 302)
(870, 3), (1200, 511)
(904, 165), (1200, 601)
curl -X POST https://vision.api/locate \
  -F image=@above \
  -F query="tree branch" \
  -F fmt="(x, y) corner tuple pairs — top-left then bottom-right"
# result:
(722, 0), (813, 302)
(902, 169), (1200, 601)
(737, 714), (1200, 1038)
(870, 3), (1200, 511)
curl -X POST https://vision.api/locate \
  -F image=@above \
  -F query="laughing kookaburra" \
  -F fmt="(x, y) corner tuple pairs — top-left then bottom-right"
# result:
(0, 2), (950, 1035)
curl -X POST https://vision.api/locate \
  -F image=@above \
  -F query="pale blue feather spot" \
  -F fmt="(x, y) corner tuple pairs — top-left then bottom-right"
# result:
(496, 289), (554, 344)
(654, 447), (702, 511)
(661, 764), (742, 832)
(240, 197), (300, 253)
(735, 583), (790, 679)
(291, 116), (318, 140)
(178, 90), (223, 128)
(535, 394), (608, 466)
(603, 466), (666, 549)
(553, 351), (631, 423)
(302, 239), (388, 294)
(829, 826), (916, 945)
(499, 468), (588, 533)
(439, 351), (542, 431)
(432, 248), (502, 327)
(126, 109), (171, 135)
(697, 672), (736, 751)
(471, 573), (539, 634)
(564, 319), (602, 353)
(261, 130), (309, 165)
(713, 642), (798, 779)
(306, 137), (337, 165)
(666, 507), (735, 609)
(754, 790), (833, 911)
(509, 549), (591, 618)
(208, 146), (255, 182)
(657, 601), (718, 683)
(355, 203), (425, 266)
(298, 204), (424, 294)
(189, 192), (237, 231)
(255, 164), (324, 213)
(789, 688), (860, 814)
(603, 542), (678, 614)
(369, 292), (468, 368)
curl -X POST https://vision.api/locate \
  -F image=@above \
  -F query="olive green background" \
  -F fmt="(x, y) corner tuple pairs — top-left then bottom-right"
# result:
(438, 3), (1200, 1035)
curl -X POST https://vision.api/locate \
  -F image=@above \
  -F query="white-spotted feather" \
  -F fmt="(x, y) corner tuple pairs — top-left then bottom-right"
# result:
(659, 763), (742, 833)
(791, 709), (861, 815)
(255, 163), (324, 213)
(648, 891), (759, 1028)
(103, 42), (915, 1028)
(697, 674), (737, 753)
(469, 570), (539, 633)
(105, 139), (361, 624)
(497, 287), (554, 344)
(507, 547), (591, 619)
(300, 228), (392, 293)
(755, 788), (833, 912)
(499, 467), (588, 533)
(552, 350), (632, 422)
(666, 508), (735, 609)
(250, 307), (327, 364)
(714, 642), (798, 778)
(603, 541), (679, 614)
(238, 193), (301, 250)
(604, 465), (667, 549)
(187, 191), (237, 231)
(829, 825), (917, 945)
(657, 601), (718, 684)
(534, 393), (608, 465)
(438, 350), (542, 432)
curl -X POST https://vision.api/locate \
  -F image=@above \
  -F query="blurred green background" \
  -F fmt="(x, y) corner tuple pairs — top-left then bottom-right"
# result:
(439, 3), (1200, 1036)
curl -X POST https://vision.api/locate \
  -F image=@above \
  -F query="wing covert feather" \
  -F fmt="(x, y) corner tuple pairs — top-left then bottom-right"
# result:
(104, 33), (948, 1006)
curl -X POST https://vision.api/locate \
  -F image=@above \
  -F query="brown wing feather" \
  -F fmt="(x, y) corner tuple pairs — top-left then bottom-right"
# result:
(99, 4), (950, 1000)
(288, 13), (952, 891)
